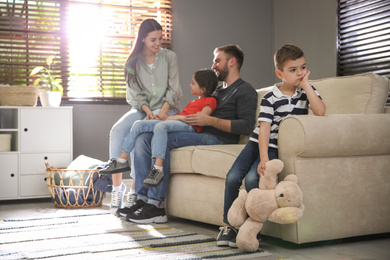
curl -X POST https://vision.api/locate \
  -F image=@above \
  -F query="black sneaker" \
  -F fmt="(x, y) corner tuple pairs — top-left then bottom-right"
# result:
(116, 194), (144, 217)
(229, 236), (238, 248)
(143, 167), (164, 187)
(126, 203), (168, 224)
(216, 226), (237, 247)
(99, 158), (130, 175)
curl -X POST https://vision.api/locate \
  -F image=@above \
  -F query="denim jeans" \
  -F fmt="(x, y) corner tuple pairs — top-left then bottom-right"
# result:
(133, 131), (221, 202)
(109, 108), (176, 177)
(120, 120), (196, 159)
(223, 141), (278, 225)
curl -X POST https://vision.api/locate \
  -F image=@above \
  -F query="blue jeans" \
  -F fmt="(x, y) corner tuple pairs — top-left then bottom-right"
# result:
(120, 120), (196, 159)
(223, 141), (278, 225)
(109, 108), (176, 177)
(133, 131), (221, 202)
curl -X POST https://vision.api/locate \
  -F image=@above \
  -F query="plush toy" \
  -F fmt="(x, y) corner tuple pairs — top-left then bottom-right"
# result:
(227, 159), (304, 252)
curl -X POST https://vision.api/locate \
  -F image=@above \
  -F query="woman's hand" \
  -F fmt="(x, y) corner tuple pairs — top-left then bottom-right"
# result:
(153, 110), (168, 120)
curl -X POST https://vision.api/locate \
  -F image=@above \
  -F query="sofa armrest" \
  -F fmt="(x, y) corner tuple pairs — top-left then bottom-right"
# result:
(278, 114), (390, 174)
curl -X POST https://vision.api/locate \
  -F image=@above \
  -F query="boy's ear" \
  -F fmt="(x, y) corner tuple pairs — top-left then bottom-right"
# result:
(275, 69), (283, 80)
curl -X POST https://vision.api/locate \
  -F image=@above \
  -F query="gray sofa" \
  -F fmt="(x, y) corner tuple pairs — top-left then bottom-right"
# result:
(166, 73), (390, 244)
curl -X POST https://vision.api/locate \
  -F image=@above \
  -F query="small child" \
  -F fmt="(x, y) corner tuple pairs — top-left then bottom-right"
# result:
(216, 44), (326, 247)
(100, 68), (218, 188)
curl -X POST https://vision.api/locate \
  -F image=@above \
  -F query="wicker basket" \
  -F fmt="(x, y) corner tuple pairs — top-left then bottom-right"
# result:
(45, 162), (105, 208)
(0, 85), (39, 106)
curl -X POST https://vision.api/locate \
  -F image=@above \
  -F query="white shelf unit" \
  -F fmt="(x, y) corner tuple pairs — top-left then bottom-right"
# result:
(0, 106), (73, 200)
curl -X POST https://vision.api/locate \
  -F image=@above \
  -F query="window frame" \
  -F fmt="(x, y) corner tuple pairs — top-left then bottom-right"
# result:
(0, 0), (172, 103)
(337, 0), (390, 105)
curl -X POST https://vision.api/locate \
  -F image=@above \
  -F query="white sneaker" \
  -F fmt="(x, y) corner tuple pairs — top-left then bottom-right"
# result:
(110, 183), (126, 213)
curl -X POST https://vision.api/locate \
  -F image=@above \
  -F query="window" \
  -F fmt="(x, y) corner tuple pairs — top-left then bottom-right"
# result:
(0, 0), (172, 100)
(338, 0), (390, 105)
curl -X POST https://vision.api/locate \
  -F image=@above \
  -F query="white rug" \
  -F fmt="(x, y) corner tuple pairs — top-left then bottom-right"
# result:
(0, 209), (271, 259)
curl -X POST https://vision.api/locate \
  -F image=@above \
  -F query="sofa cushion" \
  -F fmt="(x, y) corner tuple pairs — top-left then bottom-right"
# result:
(170, 144), (245, 178)
(309, 73), (389, 114)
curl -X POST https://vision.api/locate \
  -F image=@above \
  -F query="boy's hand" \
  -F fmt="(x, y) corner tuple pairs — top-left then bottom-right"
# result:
(298, 70), (311, 90)
(257, 159), (268, 176)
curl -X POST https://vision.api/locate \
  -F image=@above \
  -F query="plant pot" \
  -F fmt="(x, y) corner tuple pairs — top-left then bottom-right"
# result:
(39, 91), (62, 107)
(0, 85), (39, 106)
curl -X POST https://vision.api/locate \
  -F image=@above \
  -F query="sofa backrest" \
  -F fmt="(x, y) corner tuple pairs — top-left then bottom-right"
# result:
(309, 73), (389, 114)
(238, 73), (390, 144)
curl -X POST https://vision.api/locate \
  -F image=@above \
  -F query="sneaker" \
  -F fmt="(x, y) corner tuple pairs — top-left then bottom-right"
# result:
(116, 197), (146, 218)
(99, 158), (130, 175)
(216, 226), (237, 247)
(110, 183), (126, 211)
(143, 167), (164, 187)
(126, 203), (168, 224)
(229, 236), (238, 248)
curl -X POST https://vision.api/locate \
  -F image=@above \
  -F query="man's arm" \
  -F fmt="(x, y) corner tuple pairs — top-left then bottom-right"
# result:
(184, 114), (231, 132)
(184, 84), (257, 134)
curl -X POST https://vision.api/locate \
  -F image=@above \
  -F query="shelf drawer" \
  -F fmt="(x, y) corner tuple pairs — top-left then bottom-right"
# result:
(20, 153), (72, 175)
(0, 154), (18, 198)
(20, 174), (50, 197)
(20, 108), (72, 152)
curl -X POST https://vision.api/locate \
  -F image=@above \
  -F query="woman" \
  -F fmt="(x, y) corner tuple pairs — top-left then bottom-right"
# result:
(102, 19), (182, 212)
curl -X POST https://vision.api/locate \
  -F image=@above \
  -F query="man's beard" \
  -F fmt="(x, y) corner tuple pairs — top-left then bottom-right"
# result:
(217, 64), (229, 81)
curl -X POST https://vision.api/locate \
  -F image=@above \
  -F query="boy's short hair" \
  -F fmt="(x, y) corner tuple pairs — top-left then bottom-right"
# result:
(214, 44), (244, 71)
(274, 44), (305, 71)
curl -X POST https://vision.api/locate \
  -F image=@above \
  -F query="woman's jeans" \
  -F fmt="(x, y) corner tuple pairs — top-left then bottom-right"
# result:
(120, 120), (196, 159)
(223, 141), (278, 225)
(133, 131), (222, 202)
(109, 108), (176, 177)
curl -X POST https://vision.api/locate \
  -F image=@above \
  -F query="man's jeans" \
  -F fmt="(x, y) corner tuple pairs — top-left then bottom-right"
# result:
(120, 120), (196, 159)
(223, 141), (278, 225)
(109, 108), (176, 177)
(133, 131), (221, 202)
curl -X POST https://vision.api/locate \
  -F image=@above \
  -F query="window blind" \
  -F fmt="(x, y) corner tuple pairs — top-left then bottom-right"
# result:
(338, 0), (390, 105)
(0, 0), (172, 100)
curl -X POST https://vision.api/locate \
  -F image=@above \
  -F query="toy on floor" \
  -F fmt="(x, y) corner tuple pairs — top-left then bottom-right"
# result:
(227, 159), (304, 252)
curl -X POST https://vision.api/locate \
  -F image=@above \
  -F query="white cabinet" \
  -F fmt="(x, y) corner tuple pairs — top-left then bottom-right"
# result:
(0, 107), (73, 200)
(0, 154), (18, 198)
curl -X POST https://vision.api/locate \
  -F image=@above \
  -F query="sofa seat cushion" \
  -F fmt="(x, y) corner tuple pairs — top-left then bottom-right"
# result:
(170, 144), (245, 178)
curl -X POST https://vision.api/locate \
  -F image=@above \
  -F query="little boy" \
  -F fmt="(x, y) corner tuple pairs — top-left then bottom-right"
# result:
(217, 44), (326, 247)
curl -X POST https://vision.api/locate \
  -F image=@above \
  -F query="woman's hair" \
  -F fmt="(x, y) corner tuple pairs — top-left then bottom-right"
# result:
(124, 19), (162, 76)
(194, 69), (218, 97)
(214, 44), (244, 71)
(274, 44), (305, 71)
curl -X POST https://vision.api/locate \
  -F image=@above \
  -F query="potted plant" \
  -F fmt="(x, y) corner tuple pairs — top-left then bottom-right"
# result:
(30, 55), (63, 107)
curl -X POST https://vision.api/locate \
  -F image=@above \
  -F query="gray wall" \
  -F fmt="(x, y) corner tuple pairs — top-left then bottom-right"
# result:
(71, 0), (338, 163)
(171, 0), (274, 108)
(273, 0), (338, 81)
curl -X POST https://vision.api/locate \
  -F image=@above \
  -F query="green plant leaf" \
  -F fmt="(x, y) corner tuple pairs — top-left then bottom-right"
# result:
(33, 78), (41, 86)
(46, 55), (54, 66)
(30, 66), (45, 75)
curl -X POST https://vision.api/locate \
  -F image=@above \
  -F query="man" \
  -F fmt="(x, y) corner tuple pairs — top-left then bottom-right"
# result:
(117, 44), (258, 225)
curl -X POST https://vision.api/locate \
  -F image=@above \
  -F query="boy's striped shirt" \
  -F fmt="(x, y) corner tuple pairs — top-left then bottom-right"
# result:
(250, 84), (322, 148)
